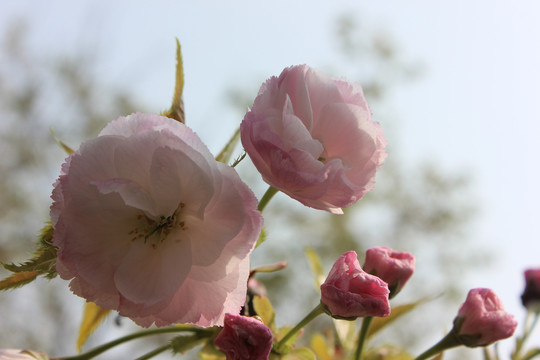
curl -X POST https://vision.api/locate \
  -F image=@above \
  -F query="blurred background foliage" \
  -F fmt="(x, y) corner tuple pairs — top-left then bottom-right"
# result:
(0, 13), (484, 360)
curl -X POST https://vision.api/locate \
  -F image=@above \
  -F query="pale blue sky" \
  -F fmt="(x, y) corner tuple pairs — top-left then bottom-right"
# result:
(1, 0), (540, 356)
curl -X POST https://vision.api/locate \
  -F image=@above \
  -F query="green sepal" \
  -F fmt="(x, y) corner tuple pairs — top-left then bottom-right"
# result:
(0, 222), (57, 291)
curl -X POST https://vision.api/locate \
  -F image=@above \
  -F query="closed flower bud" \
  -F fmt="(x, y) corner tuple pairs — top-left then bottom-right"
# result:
(453, 288), (517, 347)
(214, 313), (273, 360)
(320, 251), (390, 319)
(521, 269), (540, 312)
(363, 246), (415, 298)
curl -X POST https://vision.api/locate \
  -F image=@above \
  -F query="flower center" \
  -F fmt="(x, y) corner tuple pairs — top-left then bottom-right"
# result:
(128, 202), (188, 249)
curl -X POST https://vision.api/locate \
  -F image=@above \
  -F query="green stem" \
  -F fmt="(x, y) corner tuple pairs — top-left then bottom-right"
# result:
(257, 186), (278, 212)
(513, 312), (539, 360)
(523, 349), (540, 360)
(275, 304), (325, 353)
(135, 344), (172, 360)
(57, 325), (210, 360)
(354, 316), (373, 360)
(415, 331), (461, 360)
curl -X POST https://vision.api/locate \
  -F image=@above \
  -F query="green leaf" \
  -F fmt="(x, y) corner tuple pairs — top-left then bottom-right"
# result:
(50, 127), (75, 154)
(162, 39), (185, 123)
(215, 128), (241, 165)
(281, 347), (316, 360)
(367, 297), (431, 338)
(77, 302), (111, 352)
(310, 333), (333, 360)
(304, 247), (325, 289)
(199, 341), (226, 360)
(253, 295), (276, 331)
(0, 222), (57, 290)
(0, 270), (40, 290)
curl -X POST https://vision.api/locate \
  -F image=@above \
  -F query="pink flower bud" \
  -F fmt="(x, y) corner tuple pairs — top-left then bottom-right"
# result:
(214, 313), (273, 360)
(454, 288), (517, 347)
(320, 251), (390, 319)
(241, 65), (387, 214)
(0, 349), (48, 360)
(521, 269), (540, 312)
(363, 246), (415, 298)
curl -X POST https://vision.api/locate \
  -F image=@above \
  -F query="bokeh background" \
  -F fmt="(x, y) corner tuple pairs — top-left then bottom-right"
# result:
(0, 1), (539, 359)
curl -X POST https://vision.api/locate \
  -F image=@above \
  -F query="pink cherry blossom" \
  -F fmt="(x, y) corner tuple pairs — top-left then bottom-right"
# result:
(51, 113), (263, 327)
(454, 288), (517, 346)
(0, 349), (48, 360)
(320, 251), (390, 319)
(363, 246), (415, 297)
(214, 313), (273, 360)
(521, 268), (540, 312)
(240, 65), (387, 214)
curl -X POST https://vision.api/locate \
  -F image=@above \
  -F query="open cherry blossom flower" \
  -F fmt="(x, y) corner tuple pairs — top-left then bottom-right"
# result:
(50, 113), (263, 327)
(241, 65), (387, 214)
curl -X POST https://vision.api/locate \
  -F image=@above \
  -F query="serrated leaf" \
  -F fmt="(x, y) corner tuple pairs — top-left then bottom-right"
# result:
(253, 295), (276, 331)
(162, 39), (185, 123)
(281, 347), (316, 360)
(50, 127), (75, 154)
(199, 341), (226, 360)
(0, 223), (57, 290)
(367, 298), (430, 338)
(215, 128), (240, 165)
(310, 333), (332, 360)
(77, 302), (111, 352)
(305, 248), (325, 289)
(0, 270), (39, 290)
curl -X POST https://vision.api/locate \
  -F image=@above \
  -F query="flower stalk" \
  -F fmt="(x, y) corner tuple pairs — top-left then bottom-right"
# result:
(275, 303), (325, 353)
(56, 326), (211, 360)
(257, 186), (278, 212)
(354, 316), (373, 360)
